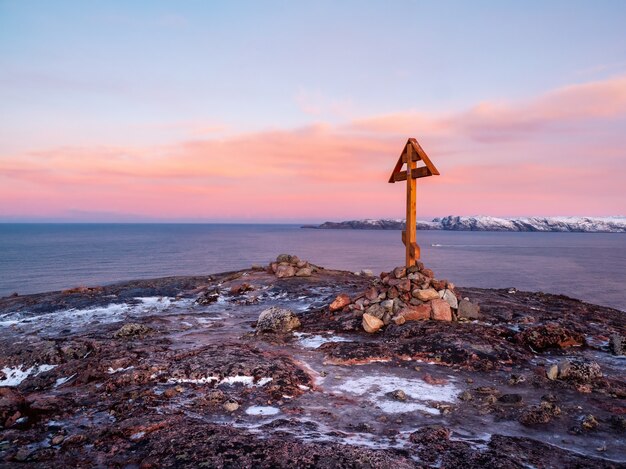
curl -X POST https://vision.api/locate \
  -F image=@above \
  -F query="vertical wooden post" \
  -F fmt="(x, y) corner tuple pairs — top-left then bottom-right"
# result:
(389, 138), (438, 266)
(405, 144), (418, 266)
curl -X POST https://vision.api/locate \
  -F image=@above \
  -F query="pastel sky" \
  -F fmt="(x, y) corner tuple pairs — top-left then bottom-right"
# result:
(1, 1), (625, 222)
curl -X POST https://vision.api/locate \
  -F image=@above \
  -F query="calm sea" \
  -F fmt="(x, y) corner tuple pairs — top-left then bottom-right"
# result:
(0, 224), (624, 311)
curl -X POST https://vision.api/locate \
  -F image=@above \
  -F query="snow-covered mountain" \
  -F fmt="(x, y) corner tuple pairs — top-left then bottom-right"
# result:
(302, 219), (439, 230)
(304, 216), (626, 232)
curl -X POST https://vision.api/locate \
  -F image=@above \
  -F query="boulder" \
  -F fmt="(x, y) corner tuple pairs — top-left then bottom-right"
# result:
(393, 266), (407, 279)
(421, 268), (434, 278)
(362, 313), (384, 333)
(276, 254), (294, 263)
(409, 425), (451, 445)
(388, 389), (407, 401)
(329, 294), (351, 312)
(439, 289), (458, 309)
(295, 267), (312, 277)
(230, 283), (253, 295)
(457, 299), (480, 319)
(196, 289), (220, 305)
(256, 307), (301, 333)
(556, 359), (602, 383)
(223, 401), (240, 412)
(365, 303), (385, 320)
(387, 286), (399, 299)
(398, 304), (431, 322)
(412, 288), (439, 301)
(114, 323), (155, 339)
(608, 334), (624, 355)
(431, 279), (447, 291)
(430, 299), (452, 321)
(393, 315), (406, 325)
(397, 279), (411, 292)
(380, 299), (394, 312)
(275, 265), (296, 278)
(365, 287), (379, 301)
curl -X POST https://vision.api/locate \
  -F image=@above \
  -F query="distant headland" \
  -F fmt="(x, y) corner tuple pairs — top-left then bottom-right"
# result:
(302, 216), (626, 233)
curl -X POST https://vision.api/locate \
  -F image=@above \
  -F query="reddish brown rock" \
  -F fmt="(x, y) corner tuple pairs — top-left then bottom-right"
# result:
(275, 264), (296, 278)
(413, 288), (439, 301)
(230, 283), (253, 295)
(295, 267), (312, 277)
(457, 299), (480, 319)
(329, 294), (351, 312)
(387, 286), (399, 299)
(431, 298), (452, 321)
(362, 313), (384, 333)
(365, 287), (379, 301)
(393, 315), (406, 325)
(515, 324), (585, 351)
(397, 278), (411, 292)
(421, 268), (434, 278)
(398, 304), (431, 322)
(393, 266), (407, 278)
(431, 279), (447, 291)
(1, 387), (24, 428)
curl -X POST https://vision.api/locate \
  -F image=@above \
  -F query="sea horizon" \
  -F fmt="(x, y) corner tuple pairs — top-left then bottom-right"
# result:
(1, 224), (624, 311)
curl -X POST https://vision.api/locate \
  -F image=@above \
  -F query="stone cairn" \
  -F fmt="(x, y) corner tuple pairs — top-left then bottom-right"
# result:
(328, 262), (480, 333)
(268, 254), (318, 278)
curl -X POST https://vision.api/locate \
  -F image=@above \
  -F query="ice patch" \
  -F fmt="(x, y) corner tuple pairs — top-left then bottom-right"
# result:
(107, 366), (135, 374)
(334, 374), (457, 414)
(167, 375), (273, 387)
(245, 406), (280, 416)
(377, 401), (440, 415)
(294, 332), (352, 349)
(0, 364), (57, 387)
(220, 375), (254, 386)
(54, 374), (76, 387)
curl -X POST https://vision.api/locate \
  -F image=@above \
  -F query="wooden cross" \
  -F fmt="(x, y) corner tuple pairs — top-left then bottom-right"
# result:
(388, 138), (440, 267)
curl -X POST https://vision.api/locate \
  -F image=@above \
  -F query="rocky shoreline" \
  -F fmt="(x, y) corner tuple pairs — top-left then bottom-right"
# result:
(1, 257), (625, 468)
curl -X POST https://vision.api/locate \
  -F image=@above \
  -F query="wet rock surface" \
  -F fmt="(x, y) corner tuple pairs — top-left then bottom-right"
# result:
(0, 260), (624, 468)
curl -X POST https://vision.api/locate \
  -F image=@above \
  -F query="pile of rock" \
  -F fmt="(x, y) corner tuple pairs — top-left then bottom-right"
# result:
(328, 262), (480, 333)
(268, 254), (318, 278)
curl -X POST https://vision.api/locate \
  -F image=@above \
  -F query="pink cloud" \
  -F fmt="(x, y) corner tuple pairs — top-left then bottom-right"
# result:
(1, 75), (625, 220)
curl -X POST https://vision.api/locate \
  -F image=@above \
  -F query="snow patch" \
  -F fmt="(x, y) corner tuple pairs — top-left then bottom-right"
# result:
(333, 374), (457, 414)
(167, 375), (273, 387)
(294, 332), (352, 349)
(245, 406), (280, 416)
(107, 366), (135, 374)
(0, 364), (57, 387)
(54, 374), (76, 387)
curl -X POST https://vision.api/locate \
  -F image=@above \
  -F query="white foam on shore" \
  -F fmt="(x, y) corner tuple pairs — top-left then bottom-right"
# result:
(245, 406), (280, 416)
(0, 364), (57, 387)
(0, 297), (186, 331)
(333, 375), (457, 414)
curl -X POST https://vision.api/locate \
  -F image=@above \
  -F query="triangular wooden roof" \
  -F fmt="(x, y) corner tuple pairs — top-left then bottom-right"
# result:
(388, 138), (440, 183)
